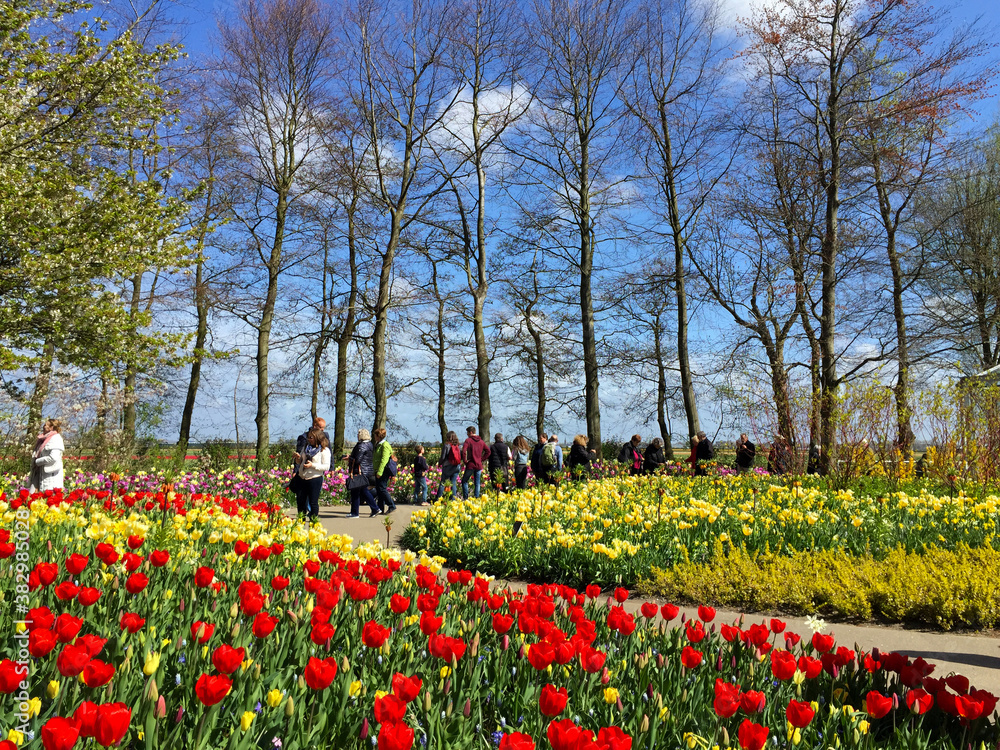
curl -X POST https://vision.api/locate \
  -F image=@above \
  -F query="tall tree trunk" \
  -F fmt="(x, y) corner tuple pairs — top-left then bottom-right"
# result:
(25, 339), (55, 447)
(255, 193), (287, 469)
(122, 271), (143, 439)
(525, 291), (546, 437)
(310, 236), (332, 422)
(178, 254), (209, 454)
(579, 142), (602, 447)
(332, 200), (360, 459)
(472, 101), (492, 439)
(432, 265), (448, 442)
(653, 314), (673, 458)
(763, 335), (794, 444)
(372, 209), (403, 432)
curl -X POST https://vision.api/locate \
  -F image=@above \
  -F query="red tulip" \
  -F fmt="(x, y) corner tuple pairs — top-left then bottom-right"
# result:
(697, 605), (716, 623)
(65, 553), (89, 575)
(585, 585), (601, 599)
(57, 644), (91, 677)
(73, 701), (99, 738)
(389, 593), (410, 613)
(660, 603), (679, 621)
(377, 721), (414, 750)
(713, 679), (741, 718)
(945, 675), (970, 694)
(391, 673), (422, 703)
(211, 644), (246, 675)
(737, 719), (769, 750)
(955, 694), (985, 721)
(769, 618), (786, 633)
(797, 655), (822, 679)
(498, 733), (535, 750)
(55, 581), (79, 601)
(78, 587), (102, 606)
(427, 633), (466, 662)
(419, 611), (443, 635)
(127, 534), (144, 549)
(95, 544), (118, 565)
(122, 552), (144, 572)
(492, 613), (514, 634)
(640, 602), (658, 619)
(786, 700), (815, 728)
(0, 741), (16, 750)
(194, 566), (215, 587)
(373, 694), (407, 724)
(311, 622), (336, 645)
(54, 613), (83, 643)
(27, 606), (54, 631)
(527, 641), (556, 670)
(680, 646), (702, 669)
(0, 659), (27, 693)
(29, 629), (58, 657)
(580, 647), (606, 673)
(125, 573), (149, 594)
(191, 621), (215, 643)
(811, 632), (835, 654)
(195, 673), (232, 705)
(40, 716), (80, 750)
(150, 550), (170, 567)
(252, 612), (279, 638)
(539, 684), (568, 717)
(740, 690), (767, 715)
(304, 656), (338, 690)
(75, 635), (108, 658)
(120, 612), (145, 633)
(596, 727), (632, 750)
(35, 561), (59, 586)
(906, 688), (933, 715)
(234, 540), (249, 556)
(865, 690), (893, 719)
(613, 587), (629, 603)
(363, 621), (392, 649)
(547, 718), (594, 750)
(685, 621), (706, 644)
(82, 659), (116, 687)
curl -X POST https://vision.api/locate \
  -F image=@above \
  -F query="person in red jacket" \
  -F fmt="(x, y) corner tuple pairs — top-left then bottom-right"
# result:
(461, 426), (491, 499)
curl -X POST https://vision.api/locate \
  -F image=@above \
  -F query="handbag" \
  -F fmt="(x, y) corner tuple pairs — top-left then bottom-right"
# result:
(346, 474), (369, 490)
(287, 473), (303, 493)
(383, 456), (398, 479)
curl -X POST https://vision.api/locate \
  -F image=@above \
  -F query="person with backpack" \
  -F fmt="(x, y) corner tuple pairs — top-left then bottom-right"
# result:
(566, 434), (597, 478)
(461, 426), (491, 499)
(488, 432), (511, 491)
(541, 434), (563, 484)
(413, 445), (430, 505)
(694, 430), (715, 476)
(433, 431), (462, 501)
(372, 427), (397, 514)
(617, 435), (643, 476)
(511, 435), (532, 489)
(530, 432), (548, 483)
(296, 427), (330, 522)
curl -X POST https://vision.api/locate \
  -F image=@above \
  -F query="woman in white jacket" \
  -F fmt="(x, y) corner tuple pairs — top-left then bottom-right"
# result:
(29, 419), (65, 493)
(295, 427), (330, 522)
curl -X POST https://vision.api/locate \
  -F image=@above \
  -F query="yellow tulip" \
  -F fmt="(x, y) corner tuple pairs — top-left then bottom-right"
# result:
(266, 689), (284, 708)
(240, 711), (255, 731)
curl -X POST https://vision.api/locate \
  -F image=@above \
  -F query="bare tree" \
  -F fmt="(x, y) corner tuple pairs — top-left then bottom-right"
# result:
(215, 0), (338, 468)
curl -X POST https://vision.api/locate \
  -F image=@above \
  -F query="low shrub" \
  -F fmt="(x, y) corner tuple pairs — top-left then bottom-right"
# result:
(639, 541), (1000, 630)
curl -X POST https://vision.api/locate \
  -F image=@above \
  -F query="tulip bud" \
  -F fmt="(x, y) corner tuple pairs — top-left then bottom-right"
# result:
(731, 655), (737, 669)
(716, 653), (724, 671)
(145, 678), (159, 702)
(471, 632), (480, 659)
(155, 696), (166, 719)
(112, 576), (120, 590)
(446, 700), (453, 717)
(892, 693), (899, 710)
(287, 609), (298, 623)
(502, 635), (509, 651)
(341, 656), (350, 673)
(463, 699), (471, 717)
(179, 597), (185, 613)
(285, 697), (295, 717)
(444, 679), (451, 695)
(646, 683), (654, 699)
(640, 715), (649, 733)
(211, 599), (218, 612)
(298, 675), (306, 690)
(253, 663), (262, 680)
(230, 602), (240, 618)
(600, 667), (610, 685)
(680, 612), (687, 624)
(616, 696), (623, 711)
(681, 689), (687, 703)
(360, 718), (369, 740)
(657, 653), (664, 668)
(231, 623), (241, 638)
(517, 644), (525, 659)
(721, 727), (729, 746)
(424, 691), (433, 713)
(175, 706), (185, 724)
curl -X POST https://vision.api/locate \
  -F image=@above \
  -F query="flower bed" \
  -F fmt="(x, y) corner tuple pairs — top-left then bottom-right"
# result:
(1, 487), (997, 749)
(400, 476), (1000, 619)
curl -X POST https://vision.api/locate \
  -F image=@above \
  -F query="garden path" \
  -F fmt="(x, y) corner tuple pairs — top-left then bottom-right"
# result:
(311, 503), (1000, 697)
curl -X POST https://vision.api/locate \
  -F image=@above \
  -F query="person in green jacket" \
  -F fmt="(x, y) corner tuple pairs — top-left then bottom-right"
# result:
(372, 427), (397, 514)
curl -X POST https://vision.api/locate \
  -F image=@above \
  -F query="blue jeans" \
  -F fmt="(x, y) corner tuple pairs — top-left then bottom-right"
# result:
(434, 471), (459, 500)
(296, 476), (323, 518)
(414, 476), (427, 504)
(375, 476), (396, 512)
(350, 485), (378, 516)
(461, 468), (482, 499)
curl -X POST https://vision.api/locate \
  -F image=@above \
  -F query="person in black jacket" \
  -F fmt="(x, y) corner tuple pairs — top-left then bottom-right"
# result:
(643, 438), (668, 474)
(767, 434), (792, 475)
(530, 432), (547, 484)
(413, 446), (430, 505)
(617, 435), (644, 476)
(566, 434), (597, 477)
(347, 429), (379, 518)
(488, 433), (511, 491)
(694, 430), (714, 476)
(735, 433), (756, 473)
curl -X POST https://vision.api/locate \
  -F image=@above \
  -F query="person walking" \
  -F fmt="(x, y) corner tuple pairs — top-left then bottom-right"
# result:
(617, 435), (643, 476)
(566, 434), (597, 477)
(643, 437), (667, 474)
(767, 434), (791, 475)
(488, 433), (510, 491)
(461, 426), (491, 499)
(511, 435), (532, 489)
(413, 445), (430, 505)
(296, 428), (330, 522)
(347, 429), (379, 518)
(530, 432), (548, 484)
(735, 433), (756, 473)
(433, 431), (462, 501)
(686, 435), (699, 475)
(540, 434), (563, 484)
(372, 427), (397, 514)
(29, 418), (65, 493)
(807, 444), (822, 475)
